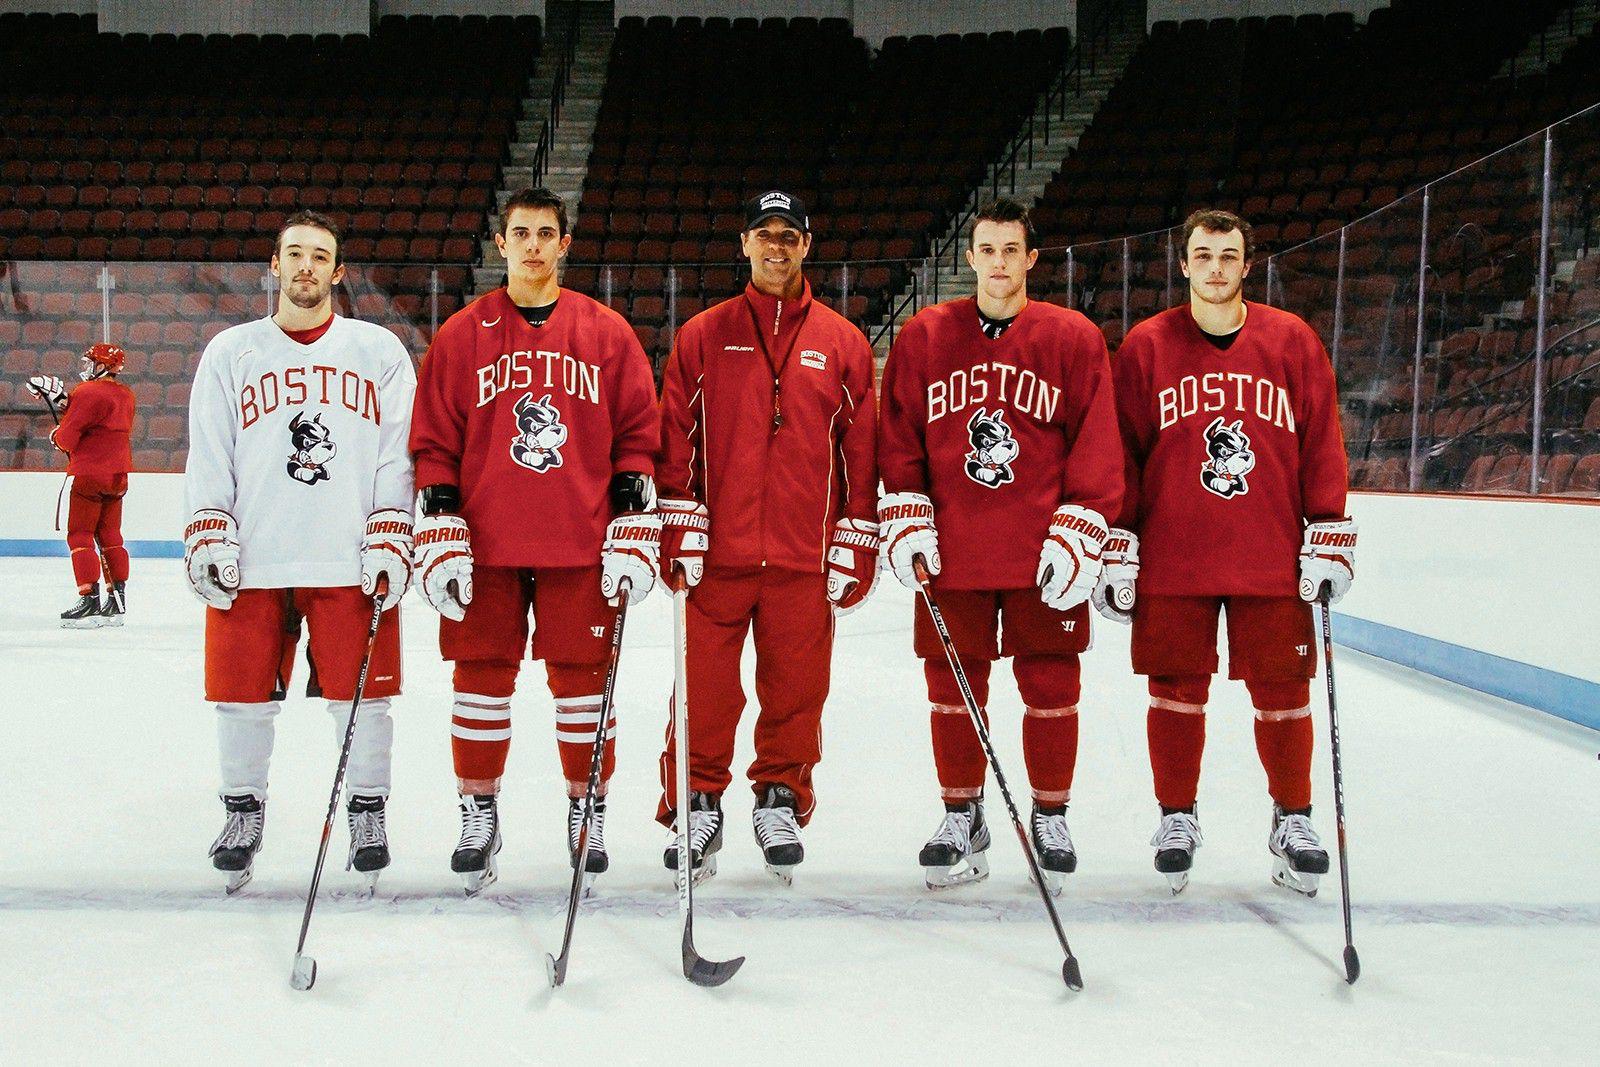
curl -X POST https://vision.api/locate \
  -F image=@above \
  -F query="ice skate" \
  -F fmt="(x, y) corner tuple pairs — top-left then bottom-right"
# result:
(60, 585), (104, 629)
(1151, 808), (1202, 895)
(567, 796), (608, 897)
(451, 794), (501, 896)
(100, 581), (126, 627)
(345, 794), (389, 896)
(1269, 805), (1330, 897)
(1029, 804), (1077, 896)
(751, 783), (804, 886)
(919, 800), (991, 890)
(210, 794), (264, 895)
(664, 790), (723, 888)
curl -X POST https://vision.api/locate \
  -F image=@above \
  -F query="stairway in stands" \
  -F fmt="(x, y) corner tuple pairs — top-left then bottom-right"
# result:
(868, 17), (1144, 353)
(1499, 0), (1600, 78)
(475, 2), (615, 295)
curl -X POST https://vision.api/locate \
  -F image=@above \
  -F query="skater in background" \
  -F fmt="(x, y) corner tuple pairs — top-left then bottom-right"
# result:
(877, 198), (1122, 894)
(654, 189), (879, 886)
(27, 342), (135, 628)
(183, 211), (416, 893)
(1102, 209), (1356, 896)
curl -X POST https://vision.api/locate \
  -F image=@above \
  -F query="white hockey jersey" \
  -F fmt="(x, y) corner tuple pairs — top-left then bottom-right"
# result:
(184, 315), (417, 589)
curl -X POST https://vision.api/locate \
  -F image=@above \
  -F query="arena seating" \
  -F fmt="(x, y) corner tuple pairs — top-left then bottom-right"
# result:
(572, 16), (1069, 364)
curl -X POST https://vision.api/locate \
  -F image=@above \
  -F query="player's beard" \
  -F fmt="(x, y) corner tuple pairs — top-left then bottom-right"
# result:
(286, 276), (330, 310)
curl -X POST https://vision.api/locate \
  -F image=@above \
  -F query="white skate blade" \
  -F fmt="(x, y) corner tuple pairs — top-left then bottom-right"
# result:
(924, 850), (989, 890)
(61, 616), (104, 630)
(580, 870), (598, 899)
(358, 871), (380, 898)
(1030, 866), (1064, 897)
(223, 866), (253, 895)
(764, 862), (795, 887)
(1163, 870), (1189, 895)
(101, 614), (124, 628)
(673, 853), (717, 890)
(461, 854), (499, 897)
(1272, 857), (1320, 897)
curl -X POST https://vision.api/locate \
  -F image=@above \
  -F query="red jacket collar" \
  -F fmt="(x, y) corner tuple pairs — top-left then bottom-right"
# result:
(742, 277), (812, 338)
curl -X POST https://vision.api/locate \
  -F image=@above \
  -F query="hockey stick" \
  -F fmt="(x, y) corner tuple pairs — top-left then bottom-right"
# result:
(290, 576), (388, 991)
(546, 585), (629, 988)
(912, 556), (1084, 991)
(673, 586), (744, 987)
(1318, 585), (1360, 984)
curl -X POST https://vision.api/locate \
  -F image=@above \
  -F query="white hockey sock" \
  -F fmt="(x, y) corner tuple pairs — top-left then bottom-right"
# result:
(217, 701), (280, 800)
(328, 697), (394, 798)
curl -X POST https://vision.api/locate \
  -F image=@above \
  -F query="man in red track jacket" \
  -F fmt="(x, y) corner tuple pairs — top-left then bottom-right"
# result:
(1100, 209), (1355, 898)
(655, 190), (879, 885)
(29, 342), (135, 628)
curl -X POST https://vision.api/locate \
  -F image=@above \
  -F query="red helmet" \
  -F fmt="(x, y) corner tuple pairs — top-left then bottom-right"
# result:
(80, 342), (127, 380)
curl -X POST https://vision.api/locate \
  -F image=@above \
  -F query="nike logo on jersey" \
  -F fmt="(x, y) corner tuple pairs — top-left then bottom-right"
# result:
(482, 316), (502, 328)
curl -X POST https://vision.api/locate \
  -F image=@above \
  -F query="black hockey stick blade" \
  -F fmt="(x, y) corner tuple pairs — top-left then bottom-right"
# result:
(290, 953), (317, 991)
(1062, 956), (1083, 991)
(1344, 945), (1361, 985)
(682, 926), (744, 987)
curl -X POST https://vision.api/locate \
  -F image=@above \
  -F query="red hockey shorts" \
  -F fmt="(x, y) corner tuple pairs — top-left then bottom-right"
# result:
(65, 472), (129, 592)
(438, 564), (614, 676)
(657, 565), (832, 826)
(204, 586), (402, 703)
(1131, 594), (1315, 706)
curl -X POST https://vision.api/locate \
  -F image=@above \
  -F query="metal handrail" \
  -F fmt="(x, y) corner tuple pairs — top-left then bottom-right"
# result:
(925, 0), (1136, 286)
(530, 1), (584, 187)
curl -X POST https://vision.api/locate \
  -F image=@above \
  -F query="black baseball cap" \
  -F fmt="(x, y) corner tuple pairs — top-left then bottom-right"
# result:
(744, 190), (810, 233)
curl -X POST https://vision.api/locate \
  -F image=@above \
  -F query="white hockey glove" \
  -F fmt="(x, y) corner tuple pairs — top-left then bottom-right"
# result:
(827, 517), (881, 616)
(1037, 504), (1109, 612)
(415, 513), (473, 621)
(1299, 517), (1357, 604)
(601, 511), (661, 606)
(184, 508), (241, 610)
(658, 498), (709, 591)
(1090, 527), (1139, 625)
(361, 508), (413, 611)
(878, 491), (939, 590)
(26, 374), (66, 409)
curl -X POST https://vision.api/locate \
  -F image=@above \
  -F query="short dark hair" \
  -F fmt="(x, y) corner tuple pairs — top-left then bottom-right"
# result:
(275, 210), (342, 266)
(500, 187), (568, 238)
(1181, 209), (1254, 263)
(971, 197), (1038, 251)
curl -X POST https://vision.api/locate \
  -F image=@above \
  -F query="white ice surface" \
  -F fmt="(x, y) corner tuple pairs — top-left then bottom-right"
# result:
(1, 559), (1596, 1064)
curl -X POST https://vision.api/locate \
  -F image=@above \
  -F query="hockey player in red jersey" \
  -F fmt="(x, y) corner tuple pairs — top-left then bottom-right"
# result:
(655, 190), (879, 886)
(1100, 209), (1356, 896)
(409, 188), (660, 894)
(879, 198), (1121, 893)
(28, 342), (136, 628)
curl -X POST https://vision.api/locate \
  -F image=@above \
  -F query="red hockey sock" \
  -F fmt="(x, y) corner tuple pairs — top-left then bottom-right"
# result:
(1147, 704), (1206, 810)
(1022, 705), (1078, 804)
(1254, 710), (1314, 810)
(102, 545), (130, 584)
(930, 704), (987, 800)
(450, 691), (511, 789)
(555, 696), (614, 797)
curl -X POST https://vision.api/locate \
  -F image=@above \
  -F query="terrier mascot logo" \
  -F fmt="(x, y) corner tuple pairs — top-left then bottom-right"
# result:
(964, 407), (1019, 489)
(1201, 416), (1255, 498)
(509, 392), (568, 472)
(286, 412), (336, 484)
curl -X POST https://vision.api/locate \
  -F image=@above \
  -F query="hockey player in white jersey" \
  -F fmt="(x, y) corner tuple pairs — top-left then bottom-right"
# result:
(184, 212), (416, 893)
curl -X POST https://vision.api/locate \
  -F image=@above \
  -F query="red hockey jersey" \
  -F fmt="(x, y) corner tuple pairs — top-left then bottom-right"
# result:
(879, 297), (1123, 590)
(409, 287), (659, 568)
(1113, 303), (1348, 597)
(657, 279), (877, 574)
(52, 377), (134, 477)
